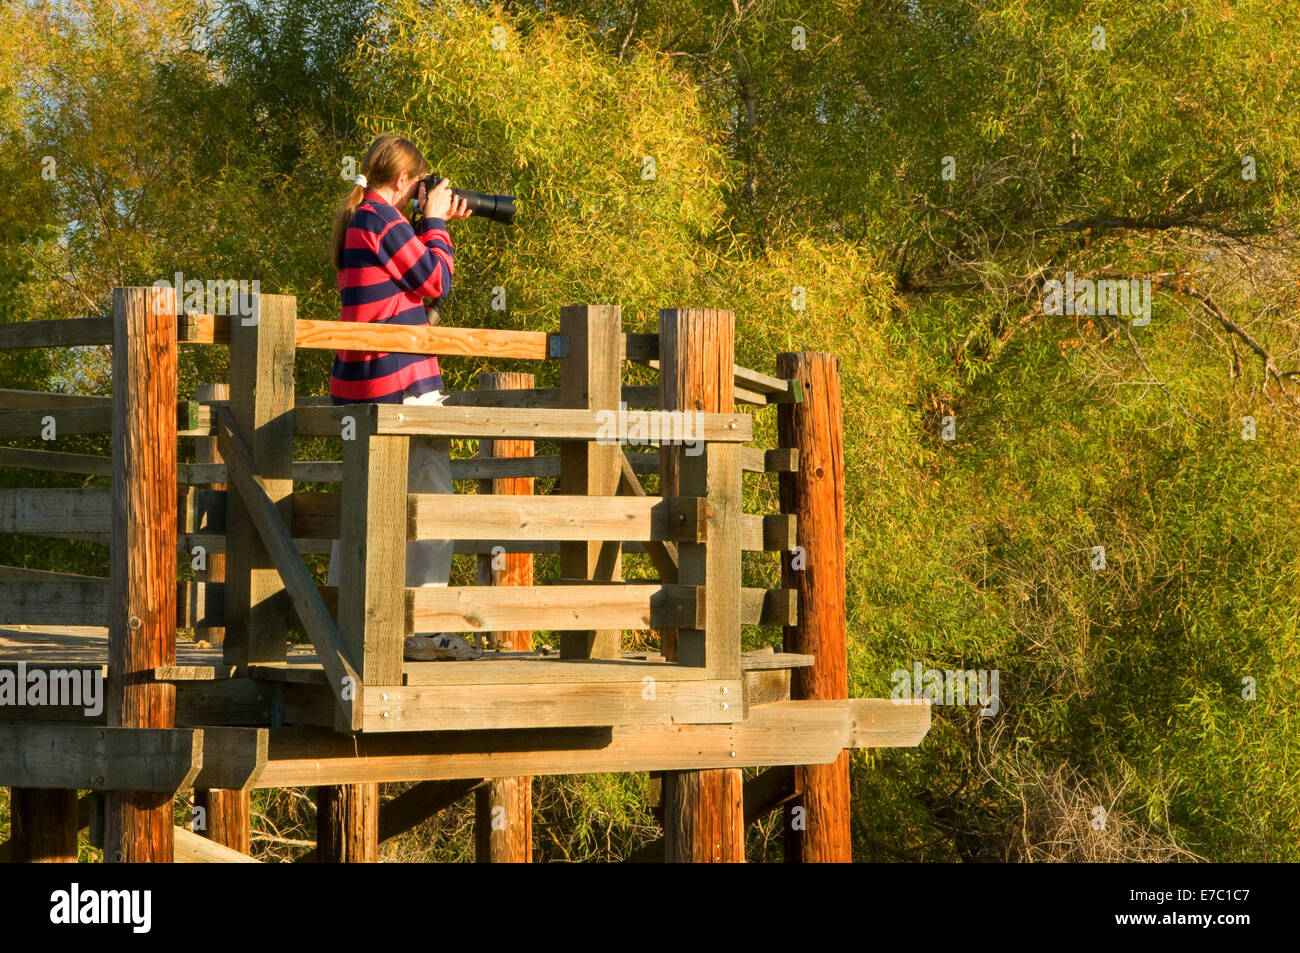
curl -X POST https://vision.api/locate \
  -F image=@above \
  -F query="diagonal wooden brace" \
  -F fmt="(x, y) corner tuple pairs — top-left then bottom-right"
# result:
(215, 407), (363, 732)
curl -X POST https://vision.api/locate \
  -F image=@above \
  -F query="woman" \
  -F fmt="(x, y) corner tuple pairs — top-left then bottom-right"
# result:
(325, 133), (478, 660)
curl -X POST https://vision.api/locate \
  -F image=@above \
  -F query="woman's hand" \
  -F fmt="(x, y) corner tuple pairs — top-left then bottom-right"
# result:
(423, 178), (473, 221)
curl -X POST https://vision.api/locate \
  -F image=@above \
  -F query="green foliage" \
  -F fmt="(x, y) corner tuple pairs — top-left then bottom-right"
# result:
(1, 0), (1296, 861)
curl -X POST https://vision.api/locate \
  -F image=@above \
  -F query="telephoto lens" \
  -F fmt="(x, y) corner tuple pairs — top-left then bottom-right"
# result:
(422, 175), (517, 225)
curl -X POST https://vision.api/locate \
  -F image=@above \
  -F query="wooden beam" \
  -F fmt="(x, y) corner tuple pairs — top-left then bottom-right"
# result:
(250, 699), (927, 787)
(0, 488), (110, 537)
(361, 678), (740, 732)
(293, 404), (752, 442)
(215, 407), (361, 732)
(778, 351), (852, 863)
(179, 313), (556, 360)
(0, 726), (200, 791)
(0, 406), (113, 437)
(0, 446), (113, 477)
(407, 585), (794, 634)
(741, 513), (797, 551)
(105, 285), (178, 864)
(174, 824), (260, 863)
(0, 317), (114, 349)
(0, 577), (109, 626)
(408, 493), (707, 542)
(222, 294), (294, 669)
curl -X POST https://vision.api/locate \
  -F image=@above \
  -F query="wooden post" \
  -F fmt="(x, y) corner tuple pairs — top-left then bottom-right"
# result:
(105, 285), (178, 863)
(475, 778), (531, 864)
(194, 382), (228, 644)
(473, 372), (534, 863)
(776, 352), (851, 863)
(9, 787), (78, 862)
(659, 307), (745, 864)
(194, 789), (251, 855)
(558, 305), (623, 659)
(190, 381), (252, 854)
(223, 294), (295, 668)
(316, 784), (378, 863)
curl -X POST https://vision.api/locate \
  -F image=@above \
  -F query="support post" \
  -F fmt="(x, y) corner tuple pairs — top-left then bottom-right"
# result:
(558, 305), (623, 659)
(316, 784), (378, 863)
(194, 789), (251, 855)
(192, 382), (251, 854)
(776, 352), (851, 863)
(659, 307), (745, 864)
(105, 285), (178, 863)
(473, 372), (534, 862)
(223, 294), (295, 667)
(9, 788), (78, 862)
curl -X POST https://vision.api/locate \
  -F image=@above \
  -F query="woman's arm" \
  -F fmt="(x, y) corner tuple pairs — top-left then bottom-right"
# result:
(370, 212), (454, 300)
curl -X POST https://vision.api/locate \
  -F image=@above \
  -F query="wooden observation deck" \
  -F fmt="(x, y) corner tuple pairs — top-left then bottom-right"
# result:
(0, 287), (928, 862)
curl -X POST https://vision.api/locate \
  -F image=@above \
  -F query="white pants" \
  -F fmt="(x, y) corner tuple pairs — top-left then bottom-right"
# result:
(327, 391), (454, 596)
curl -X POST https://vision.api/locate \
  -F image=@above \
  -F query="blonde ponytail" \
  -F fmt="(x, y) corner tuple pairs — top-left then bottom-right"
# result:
(329, 134), (431, 271)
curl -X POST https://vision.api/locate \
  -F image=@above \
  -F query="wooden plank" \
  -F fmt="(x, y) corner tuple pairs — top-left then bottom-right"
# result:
(361, 678), (741, 732)
(741, 513), (797, 551)
(0, 407), (114, 438)
(0, 488), (111, 536)
(0, 579), (109, 626)
(222, 294), (294, 669)
(383, 779), (483, 843)
(190, 727), (268, 792)
(732, 364), (791, 396)
(174, 824), (260, 863)
(411, 584), (664, 633)
(337, 430), (408, 687)
(180, 312), (555, 360)
(0, 317), (114, 349)
(445, 387), (563, 409)
(408, 493), (706, 542)
(252, 699), (928, 787)
(0, 726), (201, 792)
(400, 657), (708, 686)
(622, 332), (659, 363)
(293, 404), (752, 442)
(0, 446), (113, 477)
(106, 285), (177, 864)
(215, 407), (361, 732)
(743, 667), (792, 708)
(0, 388), (109, 409)
(777, 350), (851, 863)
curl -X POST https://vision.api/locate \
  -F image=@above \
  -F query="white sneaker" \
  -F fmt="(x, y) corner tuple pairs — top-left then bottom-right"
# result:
(405, 633), (483, 661)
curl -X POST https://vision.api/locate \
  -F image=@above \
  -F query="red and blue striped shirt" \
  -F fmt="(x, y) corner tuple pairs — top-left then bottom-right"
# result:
(329, 190), (452, 404)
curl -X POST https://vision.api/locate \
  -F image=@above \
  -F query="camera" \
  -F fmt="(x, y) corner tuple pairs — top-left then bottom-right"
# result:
(419, 175), (517, 225)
